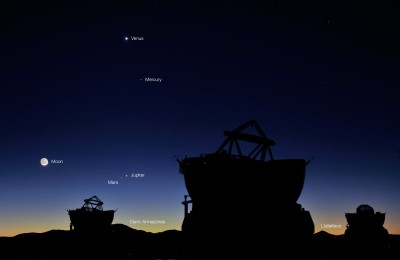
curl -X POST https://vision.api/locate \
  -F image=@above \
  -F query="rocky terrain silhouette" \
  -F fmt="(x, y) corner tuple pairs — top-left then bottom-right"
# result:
(1, 225), (399, 259)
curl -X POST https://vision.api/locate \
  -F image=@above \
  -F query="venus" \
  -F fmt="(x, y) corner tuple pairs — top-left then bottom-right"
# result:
(40, 158), (48, 166)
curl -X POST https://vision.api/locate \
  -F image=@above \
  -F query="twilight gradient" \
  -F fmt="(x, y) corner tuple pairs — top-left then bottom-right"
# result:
(1, 1), (400, 237)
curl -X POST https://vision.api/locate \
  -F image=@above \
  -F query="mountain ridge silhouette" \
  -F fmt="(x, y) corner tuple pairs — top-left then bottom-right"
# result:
(1, 226), (400, 259)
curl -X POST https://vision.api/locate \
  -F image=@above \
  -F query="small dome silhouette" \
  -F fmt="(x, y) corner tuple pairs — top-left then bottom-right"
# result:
(356, 204), (375, 215)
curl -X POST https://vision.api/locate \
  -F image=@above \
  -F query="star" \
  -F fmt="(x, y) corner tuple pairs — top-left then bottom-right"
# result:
(124, 36), (129, 41)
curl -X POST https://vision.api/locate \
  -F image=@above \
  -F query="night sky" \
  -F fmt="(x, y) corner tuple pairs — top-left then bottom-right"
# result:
(1, 1), (400, 236)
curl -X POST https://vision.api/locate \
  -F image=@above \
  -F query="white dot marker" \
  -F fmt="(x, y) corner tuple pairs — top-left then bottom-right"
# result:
(125, 37), (129, 41)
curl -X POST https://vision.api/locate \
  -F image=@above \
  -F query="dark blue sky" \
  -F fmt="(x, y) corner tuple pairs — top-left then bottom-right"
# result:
(1, 1), (400, 236)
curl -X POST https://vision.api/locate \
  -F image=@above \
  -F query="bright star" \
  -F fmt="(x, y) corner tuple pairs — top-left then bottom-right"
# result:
(124, 37), (128, 41)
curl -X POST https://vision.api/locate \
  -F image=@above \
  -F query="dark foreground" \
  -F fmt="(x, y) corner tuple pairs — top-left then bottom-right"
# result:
(1, 225), (400, 259)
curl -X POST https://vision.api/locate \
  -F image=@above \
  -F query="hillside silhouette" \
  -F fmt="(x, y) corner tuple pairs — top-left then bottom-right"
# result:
(0, 224), (184, 259)
(1, 227), (400, 259)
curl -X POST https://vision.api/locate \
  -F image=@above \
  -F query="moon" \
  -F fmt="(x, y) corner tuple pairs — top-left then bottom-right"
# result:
(40, 158), (49, 166)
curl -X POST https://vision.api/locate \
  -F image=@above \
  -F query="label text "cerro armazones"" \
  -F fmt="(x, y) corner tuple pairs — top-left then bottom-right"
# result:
(130, 220), (166, 224)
